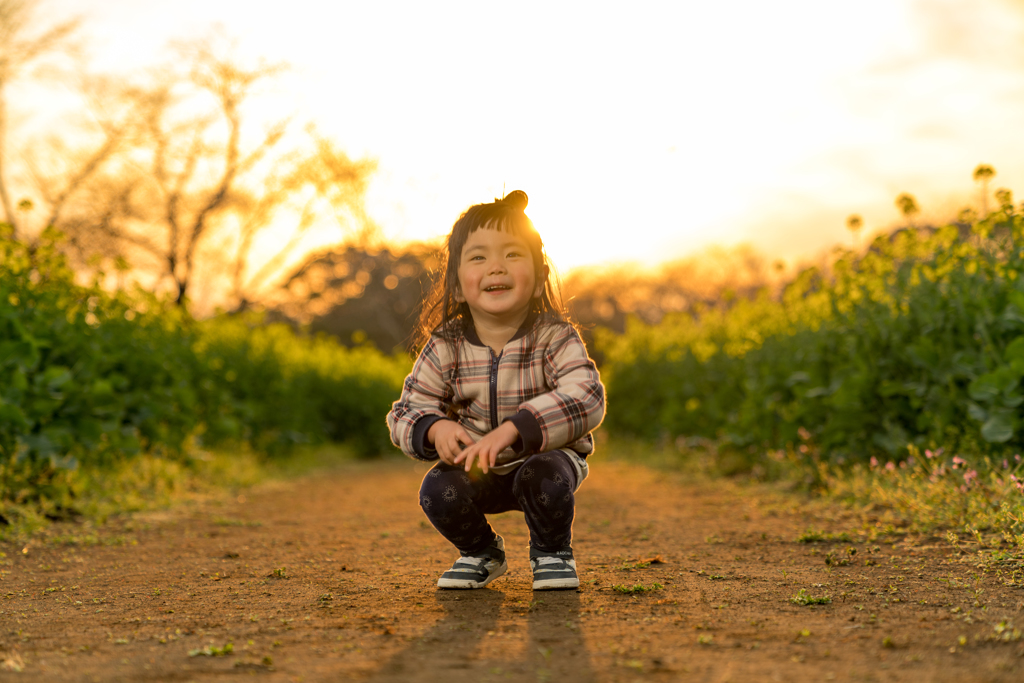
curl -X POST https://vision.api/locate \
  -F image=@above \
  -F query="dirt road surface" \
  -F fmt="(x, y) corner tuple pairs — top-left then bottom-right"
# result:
(2, 458), (1023, 682)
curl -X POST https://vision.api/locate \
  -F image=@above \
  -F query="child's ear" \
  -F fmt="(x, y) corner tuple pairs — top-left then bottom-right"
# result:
(533, 265), (549, 298)
(454, 285), (466, 303)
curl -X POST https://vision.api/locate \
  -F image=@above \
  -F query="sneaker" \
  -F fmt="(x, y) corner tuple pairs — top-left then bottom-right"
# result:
(436, 535), (507, 589)
(530, 547), (579, 590)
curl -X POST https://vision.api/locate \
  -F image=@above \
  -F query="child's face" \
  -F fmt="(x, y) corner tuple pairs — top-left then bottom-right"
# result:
(456, 225), (544, 328)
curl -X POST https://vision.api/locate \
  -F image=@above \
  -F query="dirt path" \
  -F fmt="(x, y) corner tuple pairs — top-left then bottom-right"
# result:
(2, 459), (1023, 682)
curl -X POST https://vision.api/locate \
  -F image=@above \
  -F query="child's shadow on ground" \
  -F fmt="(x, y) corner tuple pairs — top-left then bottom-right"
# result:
(370, 588), (596, 681)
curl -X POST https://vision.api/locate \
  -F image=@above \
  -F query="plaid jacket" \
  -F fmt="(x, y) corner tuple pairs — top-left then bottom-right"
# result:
(387, 316), (605, 462)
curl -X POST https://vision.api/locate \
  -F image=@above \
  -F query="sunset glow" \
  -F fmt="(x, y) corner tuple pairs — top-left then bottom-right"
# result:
(34, 0), (1024, 274)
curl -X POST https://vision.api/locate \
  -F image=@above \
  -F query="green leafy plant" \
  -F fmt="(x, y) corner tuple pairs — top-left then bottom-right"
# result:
(790, 589), (831, 606)
(597, 205), (1024, 461)
(189, 642), (233, 657)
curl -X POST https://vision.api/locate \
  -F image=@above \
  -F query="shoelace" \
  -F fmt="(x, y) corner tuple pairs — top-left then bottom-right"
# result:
(452, 556), (500, 573)
(534, 557), (568, 568)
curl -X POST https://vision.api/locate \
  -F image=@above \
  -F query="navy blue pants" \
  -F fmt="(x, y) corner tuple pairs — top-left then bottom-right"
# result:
(419, 450), (579, 555)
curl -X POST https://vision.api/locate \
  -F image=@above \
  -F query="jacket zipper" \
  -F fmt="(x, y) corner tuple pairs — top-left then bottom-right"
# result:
(489, 350), (501, 430)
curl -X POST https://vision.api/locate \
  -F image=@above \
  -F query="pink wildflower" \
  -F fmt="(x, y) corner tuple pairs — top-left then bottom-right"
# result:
(870, 456), (879, 468)
(885, 462), (896, 472)
(1016, 454), (1022, 463)
(900, 460), (908, 469)
(963, 469), (978, 486)
(925, 449), (934, 459)
(952, 455), (966, 469)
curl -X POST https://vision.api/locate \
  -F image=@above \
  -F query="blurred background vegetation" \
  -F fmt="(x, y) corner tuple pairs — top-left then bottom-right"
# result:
(3, 0), (1024, 548)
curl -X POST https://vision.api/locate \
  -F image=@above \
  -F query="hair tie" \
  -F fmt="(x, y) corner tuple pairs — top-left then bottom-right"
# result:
(498, 190), (528, 212)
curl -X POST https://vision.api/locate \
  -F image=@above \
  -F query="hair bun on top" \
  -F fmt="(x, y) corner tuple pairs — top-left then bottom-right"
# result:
(498, 190), (528, 211)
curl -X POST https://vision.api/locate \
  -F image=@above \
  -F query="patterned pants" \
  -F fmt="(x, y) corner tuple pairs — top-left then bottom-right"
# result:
(419, 450), (580, 555)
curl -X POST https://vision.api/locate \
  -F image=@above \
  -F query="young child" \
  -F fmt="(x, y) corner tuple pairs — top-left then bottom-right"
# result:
(387, 190), (605, 590)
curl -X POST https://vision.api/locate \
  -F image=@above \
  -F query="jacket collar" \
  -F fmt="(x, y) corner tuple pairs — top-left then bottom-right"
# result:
(463, 310), (537, 348)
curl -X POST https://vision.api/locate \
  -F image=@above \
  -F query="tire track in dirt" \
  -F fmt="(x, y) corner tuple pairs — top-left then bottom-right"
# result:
(1, 459), (1023, 682)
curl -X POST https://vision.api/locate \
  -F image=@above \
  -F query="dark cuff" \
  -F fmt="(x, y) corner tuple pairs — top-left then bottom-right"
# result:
(505, 409), (543, 455)
(412, 415), (445, 460)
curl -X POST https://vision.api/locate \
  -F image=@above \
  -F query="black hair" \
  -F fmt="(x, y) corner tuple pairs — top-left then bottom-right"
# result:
(410, 190), (568, 355)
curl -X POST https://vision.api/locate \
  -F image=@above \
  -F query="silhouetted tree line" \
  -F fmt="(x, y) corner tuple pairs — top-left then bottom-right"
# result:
(269, 243), (782, 357)
(272, 165), (1022, 358)
(267, 242), (439, 353)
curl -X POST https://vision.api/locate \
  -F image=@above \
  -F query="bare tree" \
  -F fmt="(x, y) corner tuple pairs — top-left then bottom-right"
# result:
(0, 0), (79, 236)
(58, 38), (290, 306)
(9, 23), (377, 312)
(228, 131), (377, 311)
(23, 74), (140, 246)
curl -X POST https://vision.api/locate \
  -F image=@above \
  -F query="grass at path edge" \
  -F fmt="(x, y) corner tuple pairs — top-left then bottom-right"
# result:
(0, 442), (374, 543)
(598, 432), (1024, 584)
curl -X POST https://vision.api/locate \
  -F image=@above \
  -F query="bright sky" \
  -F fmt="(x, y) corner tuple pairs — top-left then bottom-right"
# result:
(37, 0), (1024, 273)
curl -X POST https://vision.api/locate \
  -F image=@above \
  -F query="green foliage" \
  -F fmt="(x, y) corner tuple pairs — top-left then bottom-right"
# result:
(195, 316), (408, 456)
(597, 207), (1024, 460)
(189, 642), (233, 657)
(817, 446), (1024, 544)
(790, 589), (831, 606)
(0, 225), (408, 510)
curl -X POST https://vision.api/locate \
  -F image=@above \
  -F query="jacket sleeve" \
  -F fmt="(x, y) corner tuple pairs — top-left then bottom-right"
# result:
(387, 338), (450, 461)
(508, 325), (605, 454)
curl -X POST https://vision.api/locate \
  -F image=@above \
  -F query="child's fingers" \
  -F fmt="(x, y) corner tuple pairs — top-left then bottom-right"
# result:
(462, 447), (479, 472)
(479, 443), (504, 474)
(455, 427), (475, 446)
(449, 438), (468, 462)
(443, 433), (470, 463)
(450, 429), (474, 462)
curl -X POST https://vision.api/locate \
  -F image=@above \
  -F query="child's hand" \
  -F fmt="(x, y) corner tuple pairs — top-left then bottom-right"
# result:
(455, 422), (519, 474)
(427, 419), (476, 466)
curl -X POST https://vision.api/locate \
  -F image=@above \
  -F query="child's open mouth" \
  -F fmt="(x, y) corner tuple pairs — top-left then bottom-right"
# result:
(484, 285), (511, 292)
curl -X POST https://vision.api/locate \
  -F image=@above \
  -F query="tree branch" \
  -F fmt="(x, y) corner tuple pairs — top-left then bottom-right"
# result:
(43, 129), (121, 228)
(241, 195), (318, 302)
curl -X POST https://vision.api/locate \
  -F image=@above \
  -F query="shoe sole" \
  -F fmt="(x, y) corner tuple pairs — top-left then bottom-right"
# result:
(532, 577), (580, 590)
(437, 561), (508, 589)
